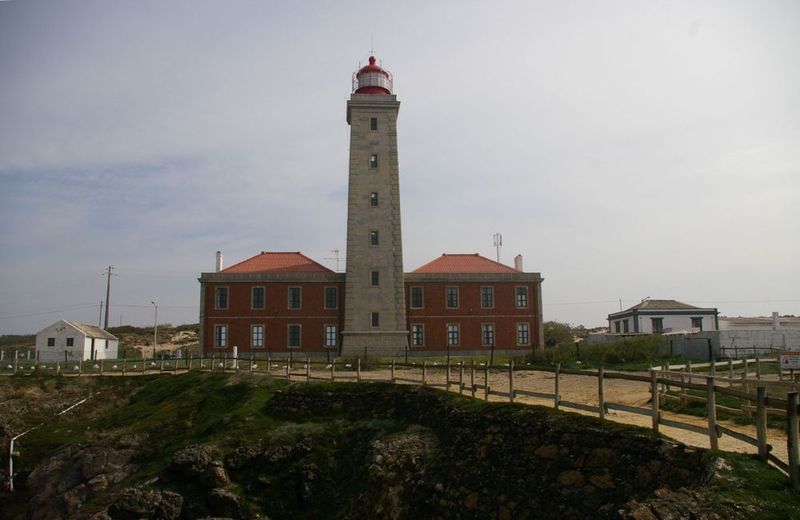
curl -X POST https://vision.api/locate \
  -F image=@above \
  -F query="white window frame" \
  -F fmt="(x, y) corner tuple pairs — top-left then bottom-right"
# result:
(447, 323), (460, 347)
(214, 324), (227, 348)
(516, 322), (530, 346)
(446, 286), (459, 309)
(481, 323), (495, 347)
(515, 286), (529, 308)
(287, 286), (302, 310)
(324, 324), (337, 348)
(480, 286), (494, 309)
(251, 324), (265, 348)
(411, 324), (425, 347)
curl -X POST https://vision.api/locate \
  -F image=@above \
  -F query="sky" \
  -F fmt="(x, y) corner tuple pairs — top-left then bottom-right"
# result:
(1, 0), (798, 334)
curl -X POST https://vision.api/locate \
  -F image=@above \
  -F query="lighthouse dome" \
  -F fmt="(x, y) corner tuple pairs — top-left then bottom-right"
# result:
(353, 56), (393, 95)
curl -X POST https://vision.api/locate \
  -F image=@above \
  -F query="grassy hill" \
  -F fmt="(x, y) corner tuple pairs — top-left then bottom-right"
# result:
(0, 372), (798, 519)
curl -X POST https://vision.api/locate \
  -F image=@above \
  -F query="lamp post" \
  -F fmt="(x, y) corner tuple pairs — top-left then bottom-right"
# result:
(150, 301), (158, 360)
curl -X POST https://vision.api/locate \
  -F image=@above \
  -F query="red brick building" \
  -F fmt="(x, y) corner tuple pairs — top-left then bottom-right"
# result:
(199, 252), (543, 357)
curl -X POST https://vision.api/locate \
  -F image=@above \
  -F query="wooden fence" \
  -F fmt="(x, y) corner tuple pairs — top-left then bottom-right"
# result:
(3, 353), (799, 489)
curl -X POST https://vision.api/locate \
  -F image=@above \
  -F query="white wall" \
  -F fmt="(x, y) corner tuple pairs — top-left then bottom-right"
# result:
(636, 314), (717, 334)
(35, 321), (86, 362)
(83, 337), (119, 360)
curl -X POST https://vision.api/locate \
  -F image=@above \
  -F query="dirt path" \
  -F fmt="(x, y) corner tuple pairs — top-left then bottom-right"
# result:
(335, 366), (790, 468)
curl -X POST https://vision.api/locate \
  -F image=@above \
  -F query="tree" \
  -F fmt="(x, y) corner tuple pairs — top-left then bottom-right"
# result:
(543, 321), (573, 347)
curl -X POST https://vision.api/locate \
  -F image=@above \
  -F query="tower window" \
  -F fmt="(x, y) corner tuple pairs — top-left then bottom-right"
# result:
(370, 154), (378, 168)
(371, 312), (380, 327)
(370, 117), (378, 130)
(370, 270), (380, 286)
(370, 230), (379, 246)
(370, 192), (379, 207)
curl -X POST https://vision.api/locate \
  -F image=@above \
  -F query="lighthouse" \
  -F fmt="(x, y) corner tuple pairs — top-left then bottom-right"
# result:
(341, 56), (409, 356)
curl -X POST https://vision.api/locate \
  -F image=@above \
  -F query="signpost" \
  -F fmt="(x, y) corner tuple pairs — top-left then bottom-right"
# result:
(780, 351), (800, 382)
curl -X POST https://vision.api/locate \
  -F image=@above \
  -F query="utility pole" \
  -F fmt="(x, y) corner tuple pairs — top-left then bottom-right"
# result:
(98, 300), (103, 327)
(151, 301), (158, 360)
(103, 266), (115, 330)
(493, 233), (502, 263)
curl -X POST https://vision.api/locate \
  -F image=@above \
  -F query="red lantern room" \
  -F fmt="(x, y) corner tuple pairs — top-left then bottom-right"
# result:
(352, 56), (393, 95)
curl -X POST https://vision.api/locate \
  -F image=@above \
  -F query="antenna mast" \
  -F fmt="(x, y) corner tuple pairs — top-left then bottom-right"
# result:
(493, 233), (503, 263)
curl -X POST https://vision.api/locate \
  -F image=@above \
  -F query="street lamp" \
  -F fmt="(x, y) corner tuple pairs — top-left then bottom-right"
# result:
(150, 301), (158, 360)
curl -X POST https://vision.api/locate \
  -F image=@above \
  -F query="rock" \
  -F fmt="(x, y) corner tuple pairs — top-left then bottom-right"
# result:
(108, 487), (164, 518)
(157, 490), (184, 520)
(557, 470), (585, 487)
(87, 474), (109, 492)
(589, 473), (615, 490)
(464, 492), (479, 509)
(170, 444), (229, 488)
(534, 444), (560, 459)
(210, 487), (241, 518)
(225, 445), (261, 469)
(63, 483), (88, 513)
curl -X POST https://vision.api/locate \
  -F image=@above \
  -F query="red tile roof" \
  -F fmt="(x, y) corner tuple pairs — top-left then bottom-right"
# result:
(411, 254), (520, 274)
(222, 252), (334, 274)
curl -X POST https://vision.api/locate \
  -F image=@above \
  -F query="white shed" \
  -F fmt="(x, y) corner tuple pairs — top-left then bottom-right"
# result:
(35, 320), (119, 362)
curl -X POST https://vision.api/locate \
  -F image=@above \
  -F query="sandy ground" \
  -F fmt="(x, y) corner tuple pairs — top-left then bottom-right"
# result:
(310, 365), (790, 469)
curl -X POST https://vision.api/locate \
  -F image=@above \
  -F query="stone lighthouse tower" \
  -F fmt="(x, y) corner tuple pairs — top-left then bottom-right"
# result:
(341, 56), (408, 356)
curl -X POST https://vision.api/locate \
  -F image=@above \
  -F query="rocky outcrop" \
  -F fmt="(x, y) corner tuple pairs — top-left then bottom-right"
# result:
(25, 436), (144, 519)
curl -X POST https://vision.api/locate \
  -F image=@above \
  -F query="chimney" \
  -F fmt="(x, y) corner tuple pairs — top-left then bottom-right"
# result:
(773, 311), (780, 330)
(514, 254), (523, 271)
(216, 251), (224, 272)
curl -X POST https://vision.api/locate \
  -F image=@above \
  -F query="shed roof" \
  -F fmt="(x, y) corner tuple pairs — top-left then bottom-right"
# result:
(64, 321), (118, 340)
(625, 299), (701, 311)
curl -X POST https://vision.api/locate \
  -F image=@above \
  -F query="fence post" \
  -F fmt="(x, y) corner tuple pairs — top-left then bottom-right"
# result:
(100, 360), (104, 375)
(446, 359), (451, 391)
(160, 358), (164, 373)
(122, 358), (126, 376)
(391, 359), (395, 383)
(331, 359), (335, 381)
(743, 358), (749, 381)
(56, 361), (61, 376)
(756, 355), (762, 380)
(484, 363), (490, 402)
(285, 361), (290, 379)
(509, 360), (515, 403)
(707, 376), (719, 450)
(661, 363), (668, 394)
(554, 363), (561, 410)
(650, 370), (659, 433)
(421, 361), (426, 386)
(459, 362), (464, 394)
(470, 360), (476, 399)
(306, 357), (311, 381)
(13, 351), (18, 374)
(688, 362), (693, 384)
(728, 359), (734, 386)
(250, 354), (255, 373)
(756, 386), (768, 461)
(357, 358), (362, 383)
(788, 392), (800, 490)
(266, 355), (271, 374)
(598, 367), (605, 419)
(680, 371), (687, 407)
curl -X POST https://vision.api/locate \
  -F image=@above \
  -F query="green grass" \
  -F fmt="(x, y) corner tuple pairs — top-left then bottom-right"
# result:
(713, 452), (800, 519)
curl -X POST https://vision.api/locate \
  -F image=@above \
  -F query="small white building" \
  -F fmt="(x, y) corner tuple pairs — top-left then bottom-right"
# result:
(35, 320), (119, 362)
(607, 299), (719, 335)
